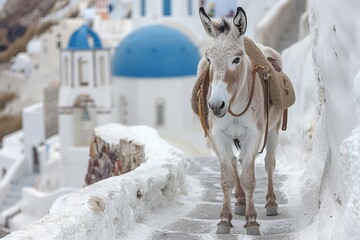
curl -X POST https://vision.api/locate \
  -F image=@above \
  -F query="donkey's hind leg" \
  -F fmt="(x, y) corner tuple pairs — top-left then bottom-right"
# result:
(264, 127), (280, 216)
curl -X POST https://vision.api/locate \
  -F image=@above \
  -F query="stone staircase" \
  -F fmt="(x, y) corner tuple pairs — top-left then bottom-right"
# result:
(0, 173), (37, 237)
(147, 157), (298, 240)
(0, 173), (37, 215)
(276, 0), (307, 52)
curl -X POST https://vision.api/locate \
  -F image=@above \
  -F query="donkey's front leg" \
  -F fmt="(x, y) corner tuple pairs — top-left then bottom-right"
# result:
(209, 130), (236, 234)
(239, 130), (261, 235)
(233, 160), (246, 216)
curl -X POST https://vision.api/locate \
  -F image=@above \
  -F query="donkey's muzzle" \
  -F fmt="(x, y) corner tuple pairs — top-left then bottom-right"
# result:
(209, 101), (226, 118)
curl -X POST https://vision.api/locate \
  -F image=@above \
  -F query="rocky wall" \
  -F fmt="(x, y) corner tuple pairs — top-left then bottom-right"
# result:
(85, 134), (145, 185)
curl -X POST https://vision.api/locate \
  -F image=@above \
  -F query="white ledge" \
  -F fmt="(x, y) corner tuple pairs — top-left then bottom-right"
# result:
(4, 124), (190, 239)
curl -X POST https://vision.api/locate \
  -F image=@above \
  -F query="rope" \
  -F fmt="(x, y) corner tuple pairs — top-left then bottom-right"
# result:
(198, 65), (210, 136)
(258, 76), (269, 154)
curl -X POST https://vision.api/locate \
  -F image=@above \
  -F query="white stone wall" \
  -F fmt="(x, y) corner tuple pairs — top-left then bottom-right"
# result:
(22, 103), (46, 172)
(308, 0), (360, 238)
(255, 0), (295, 48)
(113, 77), (208, 154)
(3, 124), (189, 239)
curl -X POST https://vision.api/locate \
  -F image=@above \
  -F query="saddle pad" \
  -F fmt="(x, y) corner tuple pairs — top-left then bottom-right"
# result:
(244, 37), (295, 110)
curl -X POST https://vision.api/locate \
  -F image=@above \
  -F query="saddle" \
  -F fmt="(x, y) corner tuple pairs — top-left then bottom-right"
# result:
(191, 37), (296, 136)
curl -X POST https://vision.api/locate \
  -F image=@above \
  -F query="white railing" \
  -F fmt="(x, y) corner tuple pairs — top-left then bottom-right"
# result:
(0, 157), (25, 206)
(255, 0), (296, 49)
(0, 202), (21, 227)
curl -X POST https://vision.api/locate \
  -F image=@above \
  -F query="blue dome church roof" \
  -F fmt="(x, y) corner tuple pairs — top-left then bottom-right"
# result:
(67, 25), (103, 49)
(112, 25), (200, 78)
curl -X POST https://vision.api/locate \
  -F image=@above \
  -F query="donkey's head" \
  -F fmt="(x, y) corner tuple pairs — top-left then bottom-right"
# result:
(199, 7), (248, 118)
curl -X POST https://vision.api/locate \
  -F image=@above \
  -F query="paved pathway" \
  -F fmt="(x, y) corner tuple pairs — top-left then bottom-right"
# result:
(148, 157), (298, 240)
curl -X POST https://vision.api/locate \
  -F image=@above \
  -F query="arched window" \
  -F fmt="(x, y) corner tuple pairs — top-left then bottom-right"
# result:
(155, 99), (165, 126)
(119, 96), (128, 125)
(163, 0), (171, 16)
(73, 95), (96, 146)
(64, 57), (69, 85)
(188, 0), (193, 16)
(78, 57), (88, 86)
(99, 56), (106, 85)
(56, 33), (62, 49)
(141, 0), (146, 16)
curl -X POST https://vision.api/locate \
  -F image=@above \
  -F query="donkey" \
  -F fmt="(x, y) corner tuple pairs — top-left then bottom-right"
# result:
(198, 7), (283, 235)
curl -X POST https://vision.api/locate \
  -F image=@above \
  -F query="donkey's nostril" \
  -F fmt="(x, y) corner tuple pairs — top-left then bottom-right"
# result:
(220, 101), (225, 109)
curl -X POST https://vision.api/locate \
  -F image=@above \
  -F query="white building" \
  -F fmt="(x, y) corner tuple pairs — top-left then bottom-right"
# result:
(56, 19), (207, 188)
(112, 24), (206, 153)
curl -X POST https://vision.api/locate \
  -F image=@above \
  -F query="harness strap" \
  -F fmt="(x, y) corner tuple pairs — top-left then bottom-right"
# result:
(258, 77), (269, 154)
(228, 61), (257, 117)
(228, 60), (265, 117)
(281, 108), (288, 131)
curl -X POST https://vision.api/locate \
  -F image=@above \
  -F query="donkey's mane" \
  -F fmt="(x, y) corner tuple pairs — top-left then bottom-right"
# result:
(213, 18), (231, 34)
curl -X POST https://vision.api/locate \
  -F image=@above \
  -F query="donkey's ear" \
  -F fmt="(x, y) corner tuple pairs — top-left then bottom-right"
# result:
(199, 7), (216, 37)
(233, 7), (247, 36)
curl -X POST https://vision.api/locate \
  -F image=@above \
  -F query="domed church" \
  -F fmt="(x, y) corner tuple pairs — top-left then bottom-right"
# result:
(58, 1), (209, 164)
(112, 24), (203, 152)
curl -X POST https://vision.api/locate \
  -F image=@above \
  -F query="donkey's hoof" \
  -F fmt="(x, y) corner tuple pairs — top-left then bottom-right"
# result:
(216, 221), (233, 234)
(244, 221), (260, 236)
(266, 205), (278, 216)
(234, 204), (246, 216)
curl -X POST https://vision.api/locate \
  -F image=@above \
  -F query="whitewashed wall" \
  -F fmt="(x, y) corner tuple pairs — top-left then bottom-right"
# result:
(255, 0), (295, 48)
(281, 0), (360, 239)
(308, 0), (360, 238)
(3, 124), (189, 239)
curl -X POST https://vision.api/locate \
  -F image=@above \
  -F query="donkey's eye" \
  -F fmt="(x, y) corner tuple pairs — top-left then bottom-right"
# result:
(232, 57), (240, 64)
(206, 57), (211, 64)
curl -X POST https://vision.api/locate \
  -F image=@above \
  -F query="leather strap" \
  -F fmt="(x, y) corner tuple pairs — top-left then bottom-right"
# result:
(281, 109), (288, 131)
(258, 77), (269, 154)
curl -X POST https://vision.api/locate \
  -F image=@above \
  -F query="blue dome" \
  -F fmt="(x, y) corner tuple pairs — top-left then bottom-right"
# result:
(67, 25), (102, 49)
(112, 25), (200, 78)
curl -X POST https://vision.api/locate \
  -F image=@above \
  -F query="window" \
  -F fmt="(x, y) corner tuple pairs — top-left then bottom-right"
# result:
(188, 0), (192, 16)
(141, 0), (146, 16)
(163, 0), (171, 16)
(64, 57), (69, 85)
(119, 96), (128, 125)
(155, 99), (165, 126)
(56, 33), (62, 49)
(78, 57), (88, 86)
(99, 56), (105, 85)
